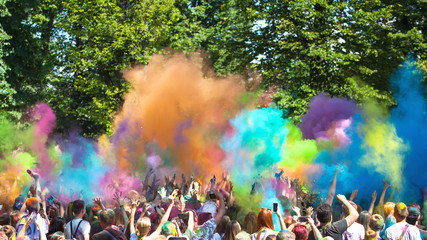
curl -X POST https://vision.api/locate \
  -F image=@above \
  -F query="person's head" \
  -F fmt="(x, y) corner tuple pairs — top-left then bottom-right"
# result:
(393, 202), (408, 222)
(365, 230), (377, 240)
(242, 211), (256, 234)
(406, 207), (420, 225)
(236, 231), (252, 240)
(254, 208), (274, 233)
(277, 229), (296, 240)
(72, 200), (85, 216)
(266, 235), (277, 240)
(99, 209), (115, 229)
(369, 214), (384, 232)
(223, 220), (241, 240)
(0, 213), (10, 226)
(47, 204), (59, 219)
(136, 217), (151, 237)
(357, 210), (371, 230)
(25, 197), (39, 213)
(384, 202), (395, 217)
(161, 221), (177, 237)
(48, 217), (66, 235)
(0, 225), (15, 239)
(217, 215), (231, 236)
(10, 211), (25, 227)
(49, 231), (65, 240)
(152, 236), (167, 240)
(316, 203), (332, 224)
(292, 225), (308, 240)
(342, 201), (357, 217)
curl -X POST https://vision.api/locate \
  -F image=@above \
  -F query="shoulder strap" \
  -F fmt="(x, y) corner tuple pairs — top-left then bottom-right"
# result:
(72, 220), (83, 238)
(103, 229), (118, 240)
(397, 224), (410, 240)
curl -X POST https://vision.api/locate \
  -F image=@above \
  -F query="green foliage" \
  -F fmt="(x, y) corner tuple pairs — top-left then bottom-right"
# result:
(257, 0), (426, 122)
(48, 0), (180, 136)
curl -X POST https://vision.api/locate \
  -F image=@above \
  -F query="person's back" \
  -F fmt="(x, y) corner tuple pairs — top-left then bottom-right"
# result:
(385, 203), (421, 240)
(65, 200), (91, 240)
(15, 198), (49, 240)
(91, 209), (126, 240)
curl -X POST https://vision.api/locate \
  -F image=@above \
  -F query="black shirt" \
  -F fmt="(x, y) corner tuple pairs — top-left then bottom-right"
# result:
(308, 219), (348, 240)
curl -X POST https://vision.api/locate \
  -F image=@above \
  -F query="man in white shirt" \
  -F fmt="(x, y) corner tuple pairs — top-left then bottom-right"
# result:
(342, 201), (365, 240)
(385, 202), (421, 240)
(65, 200), (91, 240)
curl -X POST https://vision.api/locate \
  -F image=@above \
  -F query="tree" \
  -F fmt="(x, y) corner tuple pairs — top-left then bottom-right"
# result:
(48, 0), (180, 136)
(256, 0), (426, 122)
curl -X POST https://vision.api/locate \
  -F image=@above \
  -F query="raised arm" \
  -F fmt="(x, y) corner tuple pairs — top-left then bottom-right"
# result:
(92, 197), (106, 211)
(378, 178), (392, 206)
(276, 209), (286, 231)
(150, 190), (177, 237)
(349, 190), (358, 201)
(214, 191), (226, 224)
(129, 199), (140, 236)
(368, 191), (377, 215)
(326, 165), (339, 206)
(187, 211), (194, 232)
(113, 192), (129, 229)
(308, 216), (322, 240)
(337, 194), (359, 227)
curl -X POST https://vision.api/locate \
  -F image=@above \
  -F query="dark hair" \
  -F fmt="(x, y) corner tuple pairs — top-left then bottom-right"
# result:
(406, 207), (420, 225)
(217, 215), (231, 236)
(316, 203), (332, 223)
(292, 225), (308, 240)
(48, 217), (66, 235)
(242, 212), (256, 234)
(342, 201), (357, 217)
(99, 209), (116, 226)
(0, 213), (11, 226)
(369, 214), (384, 232)
(357, 211), (371, 230)
(222, 220), (241, 240)
(72, 200), (86, 215)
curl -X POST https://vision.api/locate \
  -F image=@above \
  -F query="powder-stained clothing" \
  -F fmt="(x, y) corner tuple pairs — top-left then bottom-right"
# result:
(184, 217), (217, 240)
(318, 219), (348, 240)
(16, 214), (49, 240)
(343, 222), (365, 240)
(385, 222), (421, 240)
(251, 228), (277, 240)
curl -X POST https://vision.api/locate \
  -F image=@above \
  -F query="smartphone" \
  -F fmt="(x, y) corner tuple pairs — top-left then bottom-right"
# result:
(167, 237), (189, 240)
(298, 216), (308, 222)
(209, 191), (216, 200)
(27, 169), (33, 176)
(178, 213), (189, 220)
(46, 195), (56, 204)
(273, 203), (278, 213)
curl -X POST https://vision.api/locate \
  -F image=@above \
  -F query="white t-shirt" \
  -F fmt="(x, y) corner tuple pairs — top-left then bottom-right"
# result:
(385, 222), (421, 240)
(213, 232), (224, 240)
(251, 228), (277, 240)
(65, 218), (91, 240)
(343, 222), (365, 240)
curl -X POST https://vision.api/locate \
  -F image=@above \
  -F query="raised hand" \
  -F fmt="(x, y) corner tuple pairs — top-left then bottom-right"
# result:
(131, 199), (140, 210)
(382, 178), (392, 190)
(113, 192), (124, 206)
(158, 187), (167, 199)
(336, 194), (347, 203)
(371, 190), (377, 201)
(92, 197), (102, 206)
(350, 189), (358, 201)
(292, 206), (301, 216)
(306, 207), (313, 217)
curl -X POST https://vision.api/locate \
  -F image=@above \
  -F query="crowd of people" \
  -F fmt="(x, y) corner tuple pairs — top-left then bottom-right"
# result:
(0, 168), (425, 240)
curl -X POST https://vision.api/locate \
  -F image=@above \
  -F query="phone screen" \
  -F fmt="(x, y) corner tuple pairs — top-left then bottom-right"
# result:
(273, 203), (278, 213)
(46, 195), (56, 204)
(298, 216), (307, 222)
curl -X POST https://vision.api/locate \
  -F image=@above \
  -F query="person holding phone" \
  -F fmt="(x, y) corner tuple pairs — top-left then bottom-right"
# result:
(252, 205), (286, 240)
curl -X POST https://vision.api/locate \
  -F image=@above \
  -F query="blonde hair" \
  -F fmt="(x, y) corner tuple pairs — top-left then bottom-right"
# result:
(136, 217), (151, 237)
(384, 202), (395, 217)
(365, 230), (377, 240)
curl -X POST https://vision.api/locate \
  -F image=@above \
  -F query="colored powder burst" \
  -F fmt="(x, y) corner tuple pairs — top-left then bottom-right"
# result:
(221, 108), (289, 184)
(299, 93), (358, 147)
(358, 102), (408, 191)
(260, 182), (285, 231)
(31, 103), (56, 178)
(107, 53), (250, 176)
(278, 123), (318, 179)
(390, 59), (427, 202)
